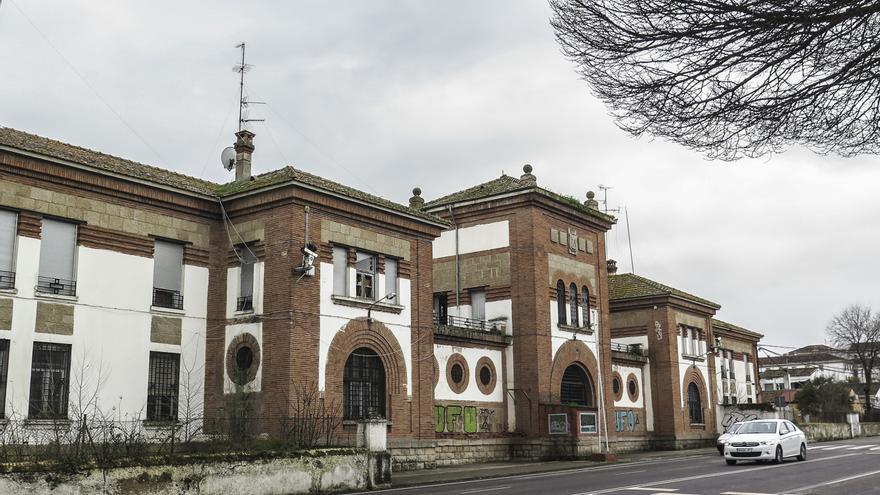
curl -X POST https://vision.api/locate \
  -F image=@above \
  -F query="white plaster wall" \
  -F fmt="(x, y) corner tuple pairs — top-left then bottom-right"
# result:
(549, 301), (599, 362)
(432, 221), (510, 258)
(318, 261), (412, 396)
(224, 323), (263, 394)
(2, 239), (206, 420)
(611, 364), (644, 409)
(433, 344), (504, 403)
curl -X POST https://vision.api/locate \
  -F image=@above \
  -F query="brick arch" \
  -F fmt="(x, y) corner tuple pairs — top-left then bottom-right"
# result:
(682, 365), (711, 427)
(324, 317), (408, 414)
(548, 340), (600, 404)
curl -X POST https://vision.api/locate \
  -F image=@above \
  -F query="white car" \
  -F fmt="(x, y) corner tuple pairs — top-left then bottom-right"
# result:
(717, 421), (744, 454)
(723, 419), (807, 465)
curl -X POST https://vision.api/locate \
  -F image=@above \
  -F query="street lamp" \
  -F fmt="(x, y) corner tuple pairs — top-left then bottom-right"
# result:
(367, 292), (396, 329)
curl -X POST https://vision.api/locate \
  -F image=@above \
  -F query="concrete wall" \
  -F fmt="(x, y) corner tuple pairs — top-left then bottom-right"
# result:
(0, 451), (370, 494)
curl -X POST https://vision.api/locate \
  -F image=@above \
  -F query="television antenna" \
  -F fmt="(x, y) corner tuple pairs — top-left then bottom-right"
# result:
(233, 42), (265, 131)
(598, 184), (635, 274)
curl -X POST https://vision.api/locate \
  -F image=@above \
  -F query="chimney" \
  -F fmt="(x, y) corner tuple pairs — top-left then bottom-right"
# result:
(520, 164), (536, 185)
(607, 259), (618, 274)
(409, 187), (425, 209)
(234, 129), (255, 182)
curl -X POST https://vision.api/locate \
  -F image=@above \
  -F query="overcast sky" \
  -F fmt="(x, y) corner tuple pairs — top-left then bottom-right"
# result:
(2, 1), (878, 352)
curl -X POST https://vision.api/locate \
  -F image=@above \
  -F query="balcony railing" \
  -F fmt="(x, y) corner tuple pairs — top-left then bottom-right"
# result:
(433, 314), (490, 332)
(610, 342), (645, 356)
(0, 270), (14, 290)
(36, 276), (76, 297)
(236, 295), (254, 312)
(152, 288), (183, 310)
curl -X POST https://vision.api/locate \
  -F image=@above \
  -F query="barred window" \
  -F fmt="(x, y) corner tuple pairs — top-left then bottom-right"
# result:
(556, 280), (566, 325)
(28, 342), (71, 419)
(147, 352), (179, 421)
(0, 339), (9, 418)
(560, 364), (593, 406)
(0, 210), (16, 290)
(569, 283), (579, 327)
(687, 382), (703, 424)
(343, 347), (385, 419)
(153, 240), (184, 309)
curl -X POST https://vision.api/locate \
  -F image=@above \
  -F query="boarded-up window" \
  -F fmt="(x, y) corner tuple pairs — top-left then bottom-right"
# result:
(38, 219), (77, 281)
(332, 246), (348, 296)
(385, 258), (398, 304)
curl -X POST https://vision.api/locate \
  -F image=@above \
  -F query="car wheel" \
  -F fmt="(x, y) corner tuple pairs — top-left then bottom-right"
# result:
(797, 443), (806, 461)
(726, 459), (737, 465)
(773, 445), (783, 464)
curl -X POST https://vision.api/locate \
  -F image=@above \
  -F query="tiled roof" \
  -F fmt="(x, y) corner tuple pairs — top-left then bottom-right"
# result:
(790, 344), (836, 355)
(759, 352), (849, 366)
(0, 127), (444, 224)
(425, 174), (615, 223)
(608, 273), (721, 309)
(761, 367), (817, 379)
(711, 319), (763, 339)
(217, 166), (447, 224)
(0, 127), (217, 195)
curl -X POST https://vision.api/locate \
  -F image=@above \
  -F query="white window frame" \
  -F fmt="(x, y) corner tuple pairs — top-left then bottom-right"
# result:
(579, 412), (597, 434)
(355, 251), (376, 300)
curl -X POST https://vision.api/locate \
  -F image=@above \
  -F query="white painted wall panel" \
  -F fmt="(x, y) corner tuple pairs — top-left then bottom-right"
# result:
(433, 344), (504, 402)
(432, 221), (509, 258)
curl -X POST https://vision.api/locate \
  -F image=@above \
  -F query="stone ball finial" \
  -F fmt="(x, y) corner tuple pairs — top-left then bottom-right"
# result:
(409, 186), (425, 210)
(585, 190), (599, 209)
(520, 163), (537, 184)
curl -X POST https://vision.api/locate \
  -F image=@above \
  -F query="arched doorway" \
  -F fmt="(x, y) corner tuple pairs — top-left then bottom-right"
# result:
(343, 347), (386, 419)
(560, 364), (594, 407)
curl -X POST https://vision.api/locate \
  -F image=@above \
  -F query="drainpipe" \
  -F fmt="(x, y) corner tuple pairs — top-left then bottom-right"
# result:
(447, 205), (460, 314)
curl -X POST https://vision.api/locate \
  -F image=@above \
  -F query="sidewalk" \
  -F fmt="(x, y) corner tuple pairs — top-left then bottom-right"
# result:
(392, 446), (718, 488)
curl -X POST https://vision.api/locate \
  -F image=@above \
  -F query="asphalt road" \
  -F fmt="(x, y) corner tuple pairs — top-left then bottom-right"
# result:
(359, 437), (880, 495)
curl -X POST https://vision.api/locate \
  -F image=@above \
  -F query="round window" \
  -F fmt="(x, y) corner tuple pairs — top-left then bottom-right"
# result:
(451, 363), (464, 384)
(479, 365), (492, 386)
(236, 346), (254, 370)
(628, 379), (637, 396)
(612, 377), (621, 395)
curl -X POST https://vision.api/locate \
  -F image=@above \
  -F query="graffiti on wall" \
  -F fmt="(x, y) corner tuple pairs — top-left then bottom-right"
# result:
(721, 409), (758, 429)
(435, 405), (497, 433)
(614, 410), (639, 432)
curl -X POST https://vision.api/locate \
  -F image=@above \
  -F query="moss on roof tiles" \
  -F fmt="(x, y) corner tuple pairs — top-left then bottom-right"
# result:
(711, 318), (763, 339)
(425, 174), (615, 223)
(218, 166), (446, 223)
(608, 273), (721, 309)
(1, 127), (445, 225)
(0, 127), (217, 195)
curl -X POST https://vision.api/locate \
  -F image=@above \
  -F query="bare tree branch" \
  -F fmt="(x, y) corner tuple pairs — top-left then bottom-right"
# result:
(550, 0), (880, 160)
(826, 303), (880, 413)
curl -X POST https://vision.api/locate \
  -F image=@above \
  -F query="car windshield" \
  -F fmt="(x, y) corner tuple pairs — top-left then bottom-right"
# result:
(737, 421), (778, 434)
(726, 423), (743, 434)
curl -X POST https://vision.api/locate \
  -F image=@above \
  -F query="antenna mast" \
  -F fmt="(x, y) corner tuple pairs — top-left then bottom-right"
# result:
(234, 42), (265, 131)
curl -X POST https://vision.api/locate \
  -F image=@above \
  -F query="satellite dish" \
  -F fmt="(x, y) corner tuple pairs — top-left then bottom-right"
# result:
(221, 146), (236, 171)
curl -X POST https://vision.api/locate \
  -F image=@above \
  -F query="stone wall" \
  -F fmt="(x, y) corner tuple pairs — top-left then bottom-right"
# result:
(0, 451), (371, 495)
(801, 422), (854, 442)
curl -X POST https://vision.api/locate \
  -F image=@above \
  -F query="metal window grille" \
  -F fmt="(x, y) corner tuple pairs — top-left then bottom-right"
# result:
(569, 283), (579, 327)
(556, 280), (566, 325)
(687, 382), (703, 424)
(0, 340), (8, 418)
(343, 347), (385, 419)
(236, 295), (253, 312)
(560, 364), (593, 406)
(147, 352), (179, 421)
(36, 276), (76, 297)
(28, 342), (71, 419)
(153, 288), (184, 310)
(0, 270), (14, 290)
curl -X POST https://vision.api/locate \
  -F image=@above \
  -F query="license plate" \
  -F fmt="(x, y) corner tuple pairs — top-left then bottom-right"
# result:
(736, 448), (751, 452)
